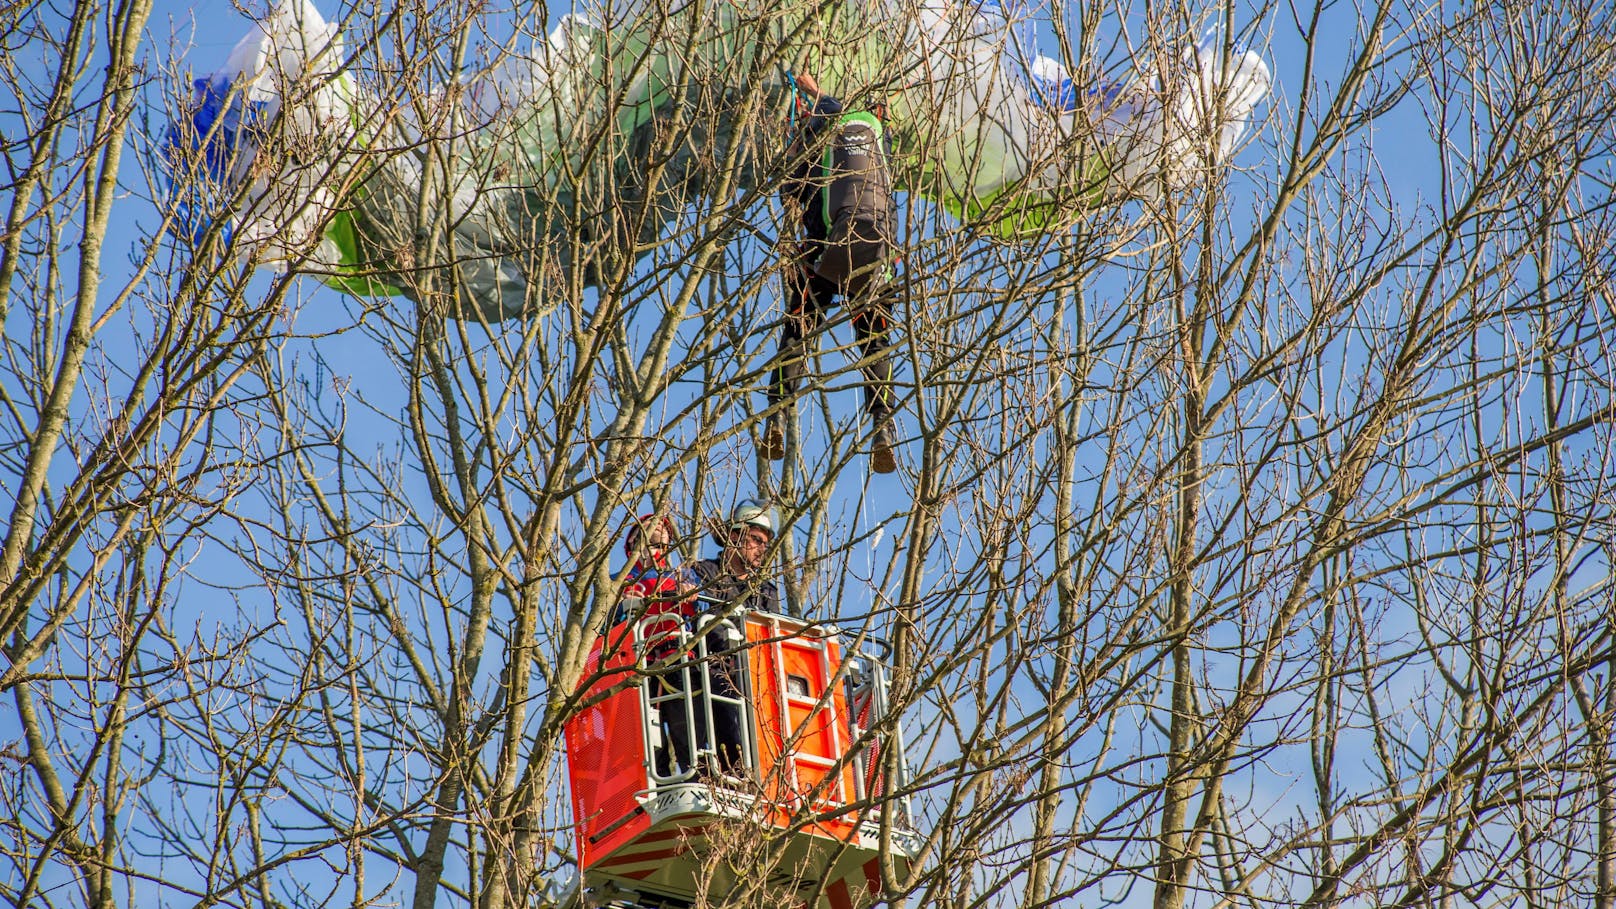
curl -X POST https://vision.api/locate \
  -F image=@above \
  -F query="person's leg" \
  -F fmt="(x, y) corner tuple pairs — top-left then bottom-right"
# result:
(850, 297), (895, 415)
(658, 669), (699, 778)
(849, 276), (899, 472)
(769, 261), (836, 405)
(765, 258), (833, 458)
(655, 677), (682, 777)
(709, 654), (748, 777)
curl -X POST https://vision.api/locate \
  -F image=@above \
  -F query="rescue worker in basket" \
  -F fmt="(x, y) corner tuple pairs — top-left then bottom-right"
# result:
(614, 512), (693, 776)
(615, 512), (682, 623)
(764, 71), (901, 474)
(643, 500), (784, 778)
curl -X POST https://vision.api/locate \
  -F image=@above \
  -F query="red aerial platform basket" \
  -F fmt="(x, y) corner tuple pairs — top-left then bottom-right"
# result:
(564, 607), (921, 909)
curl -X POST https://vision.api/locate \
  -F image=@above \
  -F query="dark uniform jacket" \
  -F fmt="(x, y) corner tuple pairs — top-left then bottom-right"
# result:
(787, 96), (845, 246)
(682, 558), (782, 617)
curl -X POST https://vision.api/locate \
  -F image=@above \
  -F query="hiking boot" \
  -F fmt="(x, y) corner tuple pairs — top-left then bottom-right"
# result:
(869, 418), (898, 474)
(760, 415), (786, 460)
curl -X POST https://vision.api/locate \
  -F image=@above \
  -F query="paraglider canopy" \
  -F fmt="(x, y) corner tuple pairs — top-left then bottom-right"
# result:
(162, 0), (1271, 321)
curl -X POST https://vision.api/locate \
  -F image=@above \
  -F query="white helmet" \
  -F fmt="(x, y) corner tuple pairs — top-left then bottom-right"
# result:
(728, 499), (775, 537)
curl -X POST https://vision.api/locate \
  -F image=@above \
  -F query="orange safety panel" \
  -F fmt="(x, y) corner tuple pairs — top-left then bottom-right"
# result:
(746, 615), (860, 840)
(565, 622), (653, 868)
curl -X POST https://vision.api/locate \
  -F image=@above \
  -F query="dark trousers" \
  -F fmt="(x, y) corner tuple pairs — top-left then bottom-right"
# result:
(657, 649), (747, 778)
(769, 257), (895, 417)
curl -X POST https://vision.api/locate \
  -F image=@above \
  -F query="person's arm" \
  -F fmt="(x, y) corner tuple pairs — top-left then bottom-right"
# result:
(677, 561), (711, 600)
(783, 117), (822, 208)
(784, 99), (844, 232)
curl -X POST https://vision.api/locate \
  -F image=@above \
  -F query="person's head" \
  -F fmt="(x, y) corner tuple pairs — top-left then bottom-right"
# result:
(624, 513), (676, 564)
(722, 499), (775, 574)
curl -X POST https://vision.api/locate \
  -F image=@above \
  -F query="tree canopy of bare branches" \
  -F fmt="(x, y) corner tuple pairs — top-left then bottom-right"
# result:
(3, 0), (1615, 908)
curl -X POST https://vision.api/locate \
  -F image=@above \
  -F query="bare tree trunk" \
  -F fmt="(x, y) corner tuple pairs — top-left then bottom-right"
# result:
(1027, 278), (1089, 908)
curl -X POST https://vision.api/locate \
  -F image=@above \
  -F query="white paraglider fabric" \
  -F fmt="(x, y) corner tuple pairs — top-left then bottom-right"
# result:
(891, 0), (1271, 206)
(1084, 41), (1273, 192)
(894, 0), (1051, 208)
(165, 0), (356, 267)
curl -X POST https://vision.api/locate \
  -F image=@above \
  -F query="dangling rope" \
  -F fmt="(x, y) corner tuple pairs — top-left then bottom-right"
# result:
(786, 69), (800, 134)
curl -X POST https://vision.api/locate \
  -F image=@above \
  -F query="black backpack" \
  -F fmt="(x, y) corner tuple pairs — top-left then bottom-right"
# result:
(813, 111), (895, 286)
